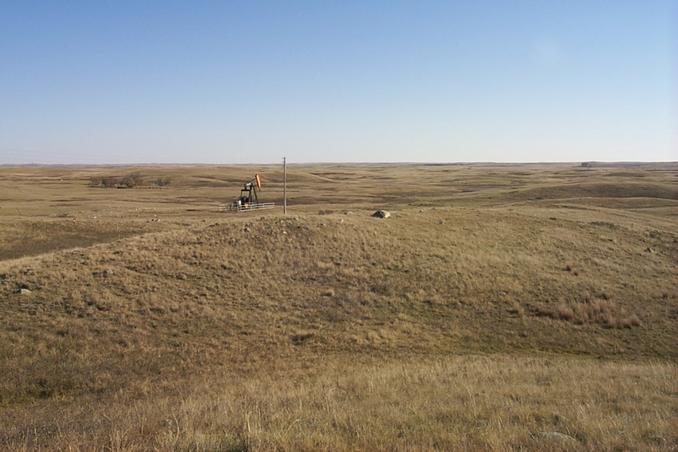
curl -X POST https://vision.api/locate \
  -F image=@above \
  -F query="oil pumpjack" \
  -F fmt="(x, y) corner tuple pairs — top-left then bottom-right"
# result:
(227, 173), (275, 212)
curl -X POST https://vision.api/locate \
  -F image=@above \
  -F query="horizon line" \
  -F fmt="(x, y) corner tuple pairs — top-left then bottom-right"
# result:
(1, 160), (677, 167)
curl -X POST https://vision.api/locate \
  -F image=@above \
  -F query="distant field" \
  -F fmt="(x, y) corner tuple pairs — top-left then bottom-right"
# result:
(1, 163), (676, 450)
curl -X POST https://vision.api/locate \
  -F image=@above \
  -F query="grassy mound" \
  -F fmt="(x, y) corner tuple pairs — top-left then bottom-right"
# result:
(1, 209), (675, 406)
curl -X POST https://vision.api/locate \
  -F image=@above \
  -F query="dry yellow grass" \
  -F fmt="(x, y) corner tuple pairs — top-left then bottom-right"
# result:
(150, 357), (675, 451)
(4, 356), (676, 451)
(0, 162), (676, 450)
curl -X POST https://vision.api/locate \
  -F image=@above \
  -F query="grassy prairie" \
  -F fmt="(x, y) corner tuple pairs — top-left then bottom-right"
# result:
(4, 357), (674, 451)
(0, 162), (676, 450)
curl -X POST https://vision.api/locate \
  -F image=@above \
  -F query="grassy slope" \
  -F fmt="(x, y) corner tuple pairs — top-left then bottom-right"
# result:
(0, 163), (676, 450)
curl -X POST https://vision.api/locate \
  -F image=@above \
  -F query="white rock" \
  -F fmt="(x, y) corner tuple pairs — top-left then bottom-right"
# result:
(534, 431), (579, 445)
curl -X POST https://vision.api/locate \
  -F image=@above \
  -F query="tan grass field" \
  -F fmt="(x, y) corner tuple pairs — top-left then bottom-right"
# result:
(0, 162), (676, 450)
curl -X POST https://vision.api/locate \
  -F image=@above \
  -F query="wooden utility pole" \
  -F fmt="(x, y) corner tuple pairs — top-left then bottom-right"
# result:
(283, 157), (287, 215)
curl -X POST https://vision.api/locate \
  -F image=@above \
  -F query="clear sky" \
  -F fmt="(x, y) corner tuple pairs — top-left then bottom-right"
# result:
(1, 1), (676, 164)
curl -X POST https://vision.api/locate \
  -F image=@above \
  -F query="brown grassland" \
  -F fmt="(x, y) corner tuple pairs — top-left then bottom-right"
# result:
(0, 162), (676, 450)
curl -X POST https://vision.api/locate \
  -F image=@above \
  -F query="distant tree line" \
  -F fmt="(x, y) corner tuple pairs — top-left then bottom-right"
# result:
(89, 173), (171, 188)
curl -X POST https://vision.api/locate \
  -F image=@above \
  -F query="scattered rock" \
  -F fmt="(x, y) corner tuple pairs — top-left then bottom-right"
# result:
(290, 332), (314, 345)
(93, 269), (113, 278)
(372, 210), (391, 219)
(645, 247), (655, 254)
(643, 433), (667, 446)
(533, 431), (579, 446)
(534, 432), (579, 446)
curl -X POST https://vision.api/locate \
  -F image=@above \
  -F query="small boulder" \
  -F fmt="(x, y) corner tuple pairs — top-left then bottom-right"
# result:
(18, 288), (32, 295)
(372, 210), (391, 219)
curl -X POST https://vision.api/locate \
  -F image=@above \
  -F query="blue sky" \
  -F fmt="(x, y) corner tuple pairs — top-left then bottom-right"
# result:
(1, 1), (676, 163)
